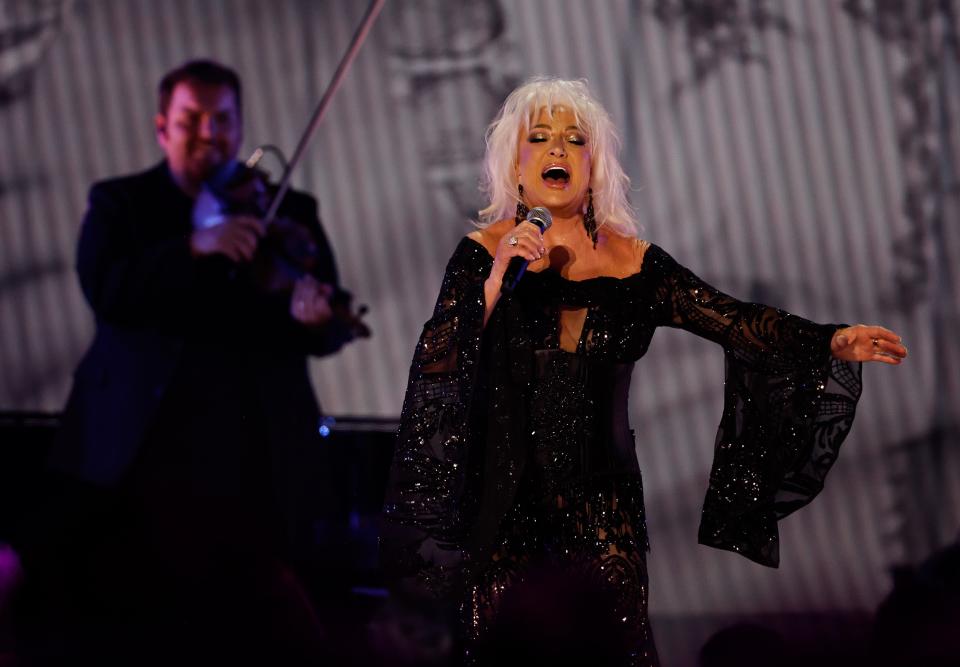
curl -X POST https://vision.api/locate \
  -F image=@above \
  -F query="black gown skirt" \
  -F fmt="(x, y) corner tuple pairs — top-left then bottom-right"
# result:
(467, 349), (658, 666)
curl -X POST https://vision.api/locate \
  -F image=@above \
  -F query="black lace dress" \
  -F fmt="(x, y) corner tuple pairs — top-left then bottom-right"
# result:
(381, 238), (862, 665)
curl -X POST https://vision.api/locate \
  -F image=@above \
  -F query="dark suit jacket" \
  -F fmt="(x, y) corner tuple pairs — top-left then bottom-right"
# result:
(51, 161), (350, 489)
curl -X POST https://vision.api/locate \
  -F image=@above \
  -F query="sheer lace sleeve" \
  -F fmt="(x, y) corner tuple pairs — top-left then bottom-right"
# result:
(650, 246), (863, 567)
(380, 238), (492, 597)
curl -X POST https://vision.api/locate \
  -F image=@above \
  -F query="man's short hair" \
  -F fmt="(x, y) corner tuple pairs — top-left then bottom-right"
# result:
(157, 59), (242, 115)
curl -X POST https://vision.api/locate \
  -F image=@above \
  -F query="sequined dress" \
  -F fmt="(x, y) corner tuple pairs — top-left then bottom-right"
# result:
(382, 238), (862, 665)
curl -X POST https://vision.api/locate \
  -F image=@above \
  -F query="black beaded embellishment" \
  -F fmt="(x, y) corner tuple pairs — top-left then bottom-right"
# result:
(516, 183), (529, 225)
(584, 187), (598, 248)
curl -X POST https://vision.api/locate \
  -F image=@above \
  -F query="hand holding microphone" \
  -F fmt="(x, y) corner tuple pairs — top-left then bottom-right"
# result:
(496, 207), (553, 294)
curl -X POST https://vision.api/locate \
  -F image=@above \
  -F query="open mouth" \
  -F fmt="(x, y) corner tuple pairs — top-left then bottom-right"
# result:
(541, 165), (570, 187)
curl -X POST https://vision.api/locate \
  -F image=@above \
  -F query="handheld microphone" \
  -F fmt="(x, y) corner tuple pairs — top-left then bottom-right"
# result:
(500, 206), (553, 294)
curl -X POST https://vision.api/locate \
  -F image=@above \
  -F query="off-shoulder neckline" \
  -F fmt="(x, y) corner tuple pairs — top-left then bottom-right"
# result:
(461, 236), (663, 284)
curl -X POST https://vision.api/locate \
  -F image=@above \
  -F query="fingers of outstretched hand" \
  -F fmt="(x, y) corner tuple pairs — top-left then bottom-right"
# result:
(832, 325), (907, 364)
(862, 325), (905, 356)
(868, 326), (902, 345)
(870, 337), (907, 363)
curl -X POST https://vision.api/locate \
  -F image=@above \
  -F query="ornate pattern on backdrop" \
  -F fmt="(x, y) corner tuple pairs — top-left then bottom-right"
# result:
(0, 0), (957, 657)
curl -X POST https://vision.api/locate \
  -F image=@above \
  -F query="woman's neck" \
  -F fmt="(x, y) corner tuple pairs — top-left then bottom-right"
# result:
(544, 213), (591, 249)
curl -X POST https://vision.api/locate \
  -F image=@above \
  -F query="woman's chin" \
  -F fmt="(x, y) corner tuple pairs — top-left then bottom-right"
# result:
(526, 190), (586, 217)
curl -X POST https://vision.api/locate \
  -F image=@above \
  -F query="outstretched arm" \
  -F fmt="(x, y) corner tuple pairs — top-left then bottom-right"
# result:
(653, 247), (906, 372)
(646, 246), (903, 566)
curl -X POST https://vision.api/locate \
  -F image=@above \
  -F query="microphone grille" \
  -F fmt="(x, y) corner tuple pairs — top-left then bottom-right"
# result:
(526, 206), (553, 232)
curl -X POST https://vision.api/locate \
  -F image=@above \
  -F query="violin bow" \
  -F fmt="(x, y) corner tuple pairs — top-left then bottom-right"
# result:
(262, 0), (385, 224)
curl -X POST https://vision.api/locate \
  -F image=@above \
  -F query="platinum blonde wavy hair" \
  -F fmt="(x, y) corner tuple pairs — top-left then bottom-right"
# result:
(478, 77), (639, 237)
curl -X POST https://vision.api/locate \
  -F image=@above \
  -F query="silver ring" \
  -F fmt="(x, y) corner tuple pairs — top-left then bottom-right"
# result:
(871, 337), (880, 348)
(508, 235), (518, 246)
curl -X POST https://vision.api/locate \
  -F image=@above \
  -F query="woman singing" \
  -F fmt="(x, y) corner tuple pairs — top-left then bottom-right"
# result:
(381, 77), (906, 666)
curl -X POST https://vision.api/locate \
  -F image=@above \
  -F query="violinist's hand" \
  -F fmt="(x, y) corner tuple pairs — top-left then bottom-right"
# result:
(190, 215), (264, 262)
(290, 275), (334, 328)
(831, 324), (907, 365)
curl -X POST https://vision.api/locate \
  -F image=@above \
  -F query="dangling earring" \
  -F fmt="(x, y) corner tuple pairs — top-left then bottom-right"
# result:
(516, 183), (529, 224)
(584, 187), (598, 248)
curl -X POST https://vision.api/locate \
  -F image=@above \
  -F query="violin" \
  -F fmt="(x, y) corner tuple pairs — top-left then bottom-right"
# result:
(192, 158), (371, 340)
(189, 0), (385, 341)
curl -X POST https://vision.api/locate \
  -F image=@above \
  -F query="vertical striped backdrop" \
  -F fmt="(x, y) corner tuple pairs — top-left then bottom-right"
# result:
(1, 0), (958, 639)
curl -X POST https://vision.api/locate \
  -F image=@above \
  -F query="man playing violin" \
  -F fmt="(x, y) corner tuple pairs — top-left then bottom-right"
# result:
(22, 59), (355, 665)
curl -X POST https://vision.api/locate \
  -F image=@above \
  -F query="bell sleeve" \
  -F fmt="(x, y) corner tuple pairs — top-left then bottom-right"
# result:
(650, 247), (863, 567)
(380, 238), (491, 597)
